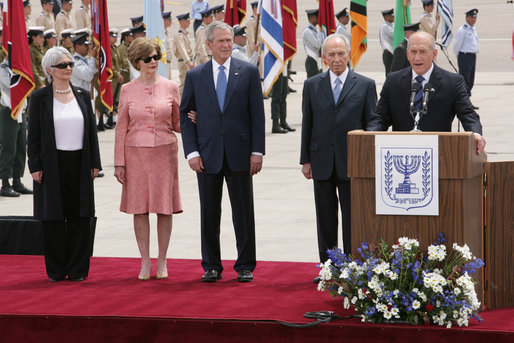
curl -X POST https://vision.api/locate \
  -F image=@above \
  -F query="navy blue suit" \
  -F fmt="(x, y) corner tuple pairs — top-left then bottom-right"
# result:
(180, 58), (265, 273)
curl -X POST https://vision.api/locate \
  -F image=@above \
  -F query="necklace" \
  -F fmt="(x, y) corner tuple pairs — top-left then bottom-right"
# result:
(54, 87), (72, 94)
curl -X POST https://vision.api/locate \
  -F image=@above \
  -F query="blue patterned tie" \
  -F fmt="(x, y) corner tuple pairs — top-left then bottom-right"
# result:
(216, 65), (227, 111)
(413, 75), (424, 111)
(333, 78), (342, 103)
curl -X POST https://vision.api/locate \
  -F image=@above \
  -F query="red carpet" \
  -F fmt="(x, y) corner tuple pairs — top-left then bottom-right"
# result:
(0, 255), (512, 343)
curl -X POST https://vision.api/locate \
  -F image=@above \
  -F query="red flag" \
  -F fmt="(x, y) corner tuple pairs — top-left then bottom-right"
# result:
(91, 0), (113, 111)
(318, 0), (336, 39)
(282, 0), (297, 62)
(2, 1), (35, 120)
(224, 0), (246, 27)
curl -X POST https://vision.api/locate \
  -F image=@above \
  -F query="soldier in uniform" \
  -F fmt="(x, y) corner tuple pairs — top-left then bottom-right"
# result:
(391, 22), (419, 72)
(70, 31), (96, 94)
(118, 28), (133, 84)
(379, 8), (395, 76)
(43, 28), (58, 54)
(212, 5), (225, 22)
(232, 26), (258, 65)
(163, 11), (174, 80)
(419, 0), (440, 38)
(0, 28), (3, 63)
(55, 0), (74, 38)
(245, 2), (263, 77)
(130, 15), (143, 28)
(194, 8), (213, 67)
(173, 13), (194, 95)
(335, 8), (351, 43)
(24, 0), (32, 31)
(302, 9), (323, 78)
(75, 0), (91, 31)
(60, 28), (74, 54)
(36, 0), (55, 31)
(109, 28), (123, 127)
(128, 25), (145, 80)
(28, 27), (47, 88)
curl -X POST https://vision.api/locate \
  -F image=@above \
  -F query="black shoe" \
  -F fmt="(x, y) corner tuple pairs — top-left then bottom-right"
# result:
(471, 104), (479, 110)
(313, 277), (321, 284)
(0, 186), (20, 197)
(288, 87), (297, 93)
(96, 171), (104, 178)
(104, 123), (114, 130)
(12, 183), (33, 195)
(49, 277), (65, 282)
(237, 270), (253, 282)
(272, 125), (288, 134)
(97, 123), (105, 132)
(202, 270), (222, 282)
(69, 277), (84, 282)
(281, 123), (296, 132)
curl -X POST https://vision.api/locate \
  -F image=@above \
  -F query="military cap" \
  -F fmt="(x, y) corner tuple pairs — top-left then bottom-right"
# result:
(422, 0), (434, 5)
(251, 1), (258, 8)
(74, 28), (90, 36)
(71, 32), (91, 45)
(212, 5), (224, 13)
(41, 0), (54, 4)
(163, 11), (172, 20)
(129, 25), (146, 35)
(403, 22), (420, 32)
(44, 28), (57, 38)
(28, 26), (45, 36)
(62, 0), (72, 3)
(120, 28), (132, 37)
(335, 8), (349, 18)
(200, 8), (213, 17)
(234, 26), (247, 37)
(60, 28), (74, 38)
(130, 15), (144, 26)
(176, 13), (190, 21)
(465, 9), (478, 17)
(382, 9), (394, 17)
(23, 0), (31, 7)
(110, 28), (118, 37)
(305, 9), (318, 16)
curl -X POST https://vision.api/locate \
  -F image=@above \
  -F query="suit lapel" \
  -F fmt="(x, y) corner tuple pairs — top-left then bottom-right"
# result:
(201, 61), (220, 112)
(319, 71), (334, 105)
(427, 64), (442, 104)
(223, 59), (242, 112)
(337, 70), (356, 106)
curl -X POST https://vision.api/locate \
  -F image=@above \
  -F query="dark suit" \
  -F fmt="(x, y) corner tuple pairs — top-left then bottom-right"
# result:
(300, 70), (377, 261)
(367, 64), (482, 134)
(27, 84), (101, 280)
(391, 39), (409, 72)
(180, 58), (265, 273)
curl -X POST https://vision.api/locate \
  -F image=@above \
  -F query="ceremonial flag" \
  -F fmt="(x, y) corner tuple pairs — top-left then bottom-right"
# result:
(144, 0), (168, 77)
(225, 0), (246, 27)
(350, 0), (367, 68)
(91, 0), (113, 111)
(282, 0), (297, 62)
(318, 0), (336, 40)
(393, 0), (411, 49)
(437, 0), (453, 47)
(2, 0), (35, 120)
(260, 0), (284, 95)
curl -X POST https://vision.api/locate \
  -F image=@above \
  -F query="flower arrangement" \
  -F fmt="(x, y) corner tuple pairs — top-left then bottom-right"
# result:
(317, 234), (485, 328)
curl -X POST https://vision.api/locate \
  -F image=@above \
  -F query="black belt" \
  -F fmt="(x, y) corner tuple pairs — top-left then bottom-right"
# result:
(459, 52), (477, 55)
(178, 59), (183, 62)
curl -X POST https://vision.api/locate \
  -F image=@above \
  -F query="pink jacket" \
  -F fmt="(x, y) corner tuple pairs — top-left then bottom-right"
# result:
(114, 76), (181, 167)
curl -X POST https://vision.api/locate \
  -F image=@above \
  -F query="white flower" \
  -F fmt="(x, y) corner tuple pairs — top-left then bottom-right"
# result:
(395, 237), (420, 251)
(338, 286), (344, 295)
(344, 296), (350, 309)
(383, 311), (392, 320)
(457, 317), (468, 327)
(318, 260), (333, 281)
(358, 288), (365, 299)
(446, 321), (452, 329)
(454, 287), (461, 295)
(340, 268), (349, 279)
(453, 243), (473, 260)
(423, 272), (447, 293)
(391, 307), (399, 316)
(428, 244), (447, 261)
(412, 300), (421, 310)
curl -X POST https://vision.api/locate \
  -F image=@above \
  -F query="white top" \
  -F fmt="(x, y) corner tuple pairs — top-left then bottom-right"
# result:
(53, 97), (84, 151)
(453, 23), (479, 55)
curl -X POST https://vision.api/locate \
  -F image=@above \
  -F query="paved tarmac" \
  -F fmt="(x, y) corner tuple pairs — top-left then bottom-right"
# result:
(2, 0), (513, 265)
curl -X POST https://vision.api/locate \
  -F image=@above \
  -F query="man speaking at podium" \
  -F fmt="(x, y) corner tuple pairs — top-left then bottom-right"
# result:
(366, 31), (486, 155)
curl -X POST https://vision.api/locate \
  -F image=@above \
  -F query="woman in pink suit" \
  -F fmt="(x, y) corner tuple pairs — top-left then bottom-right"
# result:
(114, 38), (182, 280)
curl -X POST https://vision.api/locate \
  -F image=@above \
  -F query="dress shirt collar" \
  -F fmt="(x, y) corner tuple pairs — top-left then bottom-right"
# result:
(329, 67), (349, 89)
(411, 63), (434, 86)
(212, 57), (231, 73)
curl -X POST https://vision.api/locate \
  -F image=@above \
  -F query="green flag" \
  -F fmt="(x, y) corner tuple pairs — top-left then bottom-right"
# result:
(393, 0), (412, 49)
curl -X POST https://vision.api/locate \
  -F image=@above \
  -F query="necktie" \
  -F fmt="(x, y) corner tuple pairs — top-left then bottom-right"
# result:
(216, 65), (227, 111)
(413, 75), (424, 111)
(333, 78), (342, 103)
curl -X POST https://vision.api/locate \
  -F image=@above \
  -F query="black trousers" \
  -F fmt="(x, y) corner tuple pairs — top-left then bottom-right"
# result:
(197, 157), (256, 273)
(193, 19), (202, 33)
(270, 73), (288, 122)
(305, 56), (321, 79)
(313, 174), (351, 262)
(382, 50), (393, 77)
(43, 150), (91, 280)
(457, 52), (476, 96)
(0, 107), (27, 180)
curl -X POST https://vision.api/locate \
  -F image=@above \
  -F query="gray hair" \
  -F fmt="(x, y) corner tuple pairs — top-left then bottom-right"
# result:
(407, 31), (436, 51)
(205, 21), (233, 42)
(41, 47), (73, 83)
(321, 33), (350, 56)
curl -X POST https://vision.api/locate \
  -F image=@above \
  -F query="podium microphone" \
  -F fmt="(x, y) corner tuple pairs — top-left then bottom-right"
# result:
(422, 82), (433, 112)
(410, 82), (420, 112)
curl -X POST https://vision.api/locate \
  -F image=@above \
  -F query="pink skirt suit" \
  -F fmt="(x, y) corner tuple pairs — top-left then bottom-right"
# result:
(114, 76), (183, 215)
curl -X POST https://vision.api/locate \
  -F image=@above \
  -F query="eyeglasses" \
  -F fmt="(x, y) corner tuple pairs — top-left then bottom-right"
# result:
(52, 61), (74, 69)
(140, 54), (161, 63)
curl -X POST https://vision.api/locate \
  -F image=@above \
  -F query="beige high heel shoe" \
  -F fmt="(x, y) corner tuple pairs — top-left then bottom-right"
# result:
(156, 261), (168, 280)
(138, 260), (152, 281)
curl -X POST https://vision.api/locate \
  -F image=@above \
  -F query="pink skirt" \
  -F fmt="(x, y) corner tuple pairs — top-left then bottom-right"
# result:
(120, 144), (183, 215)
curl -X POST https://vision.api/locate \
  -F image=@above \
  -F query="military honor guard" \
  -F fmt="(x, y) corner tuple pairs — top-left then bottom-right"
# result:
(191, 0), (209, 33)
(212, 5), (225, 22)
(173, 13), (194, 95)
(379, 8), (395, 76)
(70, 30), (96, 93)
(246, 2), (263, 77)
(36, 0), (55, 31)
(302, 9), (323, 78)
(43, 28), (57, 54)
(24, 1), (32, 31)
(75, 0), (91, 31)
(118, 28), (133, 84)
(163, 11), (174, 80)
(232, 26), (259, 65)
(419, 0), (440, 38)
(194, 8), (213, 67)
(28, 27), (47, 88)
(454, 9), (480, 108)
(130, 24), (145, 39)
(60, 28), (74, 54)
(109, 28), (122, 128)
(55, 0), (74, 38)
(130, 15), (143, 28)
(391, 22), (419, 72)
(335, 8), (351, 43)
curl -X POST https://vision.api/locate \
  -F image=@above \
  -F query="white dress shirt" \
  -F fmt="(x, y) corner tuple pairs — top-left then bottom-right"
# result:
(53, 97), (84, 151)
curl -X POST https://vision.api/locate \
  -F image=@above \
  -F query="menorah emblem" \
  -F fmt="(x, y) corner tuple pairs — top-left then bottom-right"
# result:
(393, 155), (421, 194)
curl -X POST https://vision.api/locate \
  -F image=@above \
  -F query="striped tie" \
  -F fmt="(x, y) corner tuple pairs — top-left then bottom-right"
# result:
(413, 76), (424, 111)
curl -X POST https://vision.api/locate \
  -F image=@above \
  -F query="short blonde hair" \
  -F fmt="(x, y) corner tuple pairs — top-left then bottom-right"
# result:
(127, 37), (161, 70)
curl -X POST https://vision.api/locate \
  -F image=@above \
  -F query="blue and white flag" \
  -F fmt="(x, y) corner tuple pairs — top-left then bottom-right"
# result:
(144, 0), (168, 77)
(437, 0), (453, 47)
(259, 0), (284, 95)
